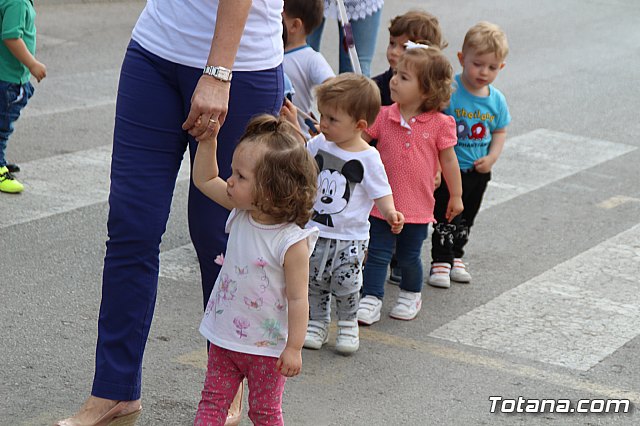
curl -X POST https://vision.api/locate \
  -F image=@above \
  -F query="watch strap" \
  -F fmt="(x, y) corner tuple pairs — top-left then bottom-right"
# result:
(203, 65), (232, 82)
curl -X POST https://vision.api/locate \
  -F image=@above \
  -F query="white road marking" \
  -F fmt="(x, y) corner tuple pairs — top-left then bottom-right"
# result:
(0, 145), (190, 229)
(597, 195), (640, 209)
(160, 243), (201, 283)
(482, 129), (636, 209)
(21, 69), (119, 118)
(430, 223), (640, 371)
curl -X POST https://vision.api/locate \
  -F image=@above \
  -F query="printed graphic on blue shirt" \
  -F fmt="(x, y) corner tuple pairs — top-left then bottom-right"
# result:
(444, 74), (511, 170)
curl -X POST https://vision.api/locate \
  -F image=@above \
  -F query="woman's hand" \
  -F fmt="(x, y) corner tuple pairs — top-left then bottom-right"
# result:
(182, 75), (230, 141)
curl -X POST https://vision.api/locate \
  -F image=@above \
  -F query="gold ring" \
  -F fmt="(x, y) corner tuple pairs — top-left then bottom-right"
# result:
(208, 118), (218, 124)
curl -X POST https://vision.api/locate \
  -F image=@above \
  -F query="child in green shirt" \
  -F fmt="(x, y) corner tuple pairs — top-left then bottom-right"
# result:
(0, 0), (46, 193)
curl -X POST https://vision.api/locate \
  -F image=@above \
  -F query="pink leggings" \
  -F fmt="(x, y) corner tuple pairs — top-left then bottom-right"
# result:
(194, 344), (287, 426)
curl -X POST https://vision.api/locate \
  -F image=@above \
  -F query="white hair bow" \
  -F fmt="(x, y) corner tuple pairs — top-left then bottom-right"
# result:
(404, 41), (430, 50)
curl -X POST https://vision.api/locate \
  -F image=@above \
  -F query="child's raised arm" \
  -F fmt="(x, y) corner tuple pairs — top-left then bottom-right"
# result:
(280, 98), (301, 131)
(438, 147), (464, 221)
(192, 123), (235, 210)
(373, 194), (404, 234)
(276, 239), (310, 377)
(280, 99), (319, 137)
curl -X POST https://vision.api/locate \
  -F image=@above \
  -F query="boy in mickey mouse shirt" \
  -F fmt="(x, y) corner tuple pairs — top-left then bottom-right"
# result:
(284, 73), (404, 355)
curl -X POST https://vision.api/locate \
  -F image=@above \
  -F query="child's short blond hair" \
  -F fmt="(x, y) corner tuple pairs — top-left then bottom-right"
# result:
(399, 46), (453, 112)
(315, 73), (381, 126)
(462, 21), (509, 61)
(389, 10), (447, 50)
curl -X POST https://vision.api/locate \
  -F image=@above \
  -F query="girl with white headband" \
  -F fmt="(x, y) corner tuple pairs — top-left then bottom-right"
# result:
(357, 44), (464, 325)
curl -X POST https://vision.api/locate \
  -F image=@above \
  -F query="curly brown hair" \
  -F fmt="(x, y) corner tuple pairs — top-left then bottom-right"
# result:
(389, 10), (448, 50)
(399, 45), (453, 112)
(237, 115), (318, 228)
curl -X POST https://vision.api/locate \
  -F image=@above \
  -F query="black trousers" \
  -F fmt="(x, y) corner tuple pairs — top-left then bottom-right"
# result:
(431, 169), (491, 265)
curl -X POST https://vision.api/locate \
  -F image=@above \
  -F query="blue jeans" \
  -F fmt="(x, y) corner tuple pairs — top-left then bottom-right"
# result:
(0, 81), (34, 167)
(93, 40), (283, 400)
(362, 217), (429, 299)
(306, 8), (383, 77)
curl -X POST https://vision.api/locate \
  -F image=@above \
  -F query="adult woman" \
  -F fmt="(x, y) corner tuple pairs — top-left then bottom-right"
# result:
(306, 0), (384, 77)
(56, 0), (284, 424)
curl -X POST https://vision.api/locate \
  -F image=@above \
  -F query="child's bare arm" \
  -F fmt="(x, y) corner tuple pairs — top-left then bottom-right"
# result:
(280, 99), (301, 131)
(3, 39), (46, 82)
(277, 240), (310, 377)
(474, 129), (506, 173)
(439, 147), (463, 221)
(373, 194), (404, 234)
(192, 123), (235, 210)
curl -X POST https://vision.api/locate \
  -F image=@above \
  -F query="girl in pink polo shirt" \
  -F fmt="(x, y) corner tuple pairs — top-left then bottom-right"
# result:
(357, 44), (463, 324)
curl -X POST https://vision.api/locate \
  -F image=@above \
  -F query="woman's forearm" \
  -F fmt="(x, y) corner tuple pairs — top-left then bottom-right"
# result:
(206, 0), (252, 68)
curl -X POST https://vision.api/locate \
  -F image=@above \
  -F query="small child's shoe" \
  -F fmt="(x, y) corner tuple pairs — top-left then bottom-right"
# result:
(389, 291), (422, 321)
(335, 320), (359, 355)
(0, 166), (24, 193)
(450, 258), (472, 283)
(427, 262), (451, 288)
(357, 295), (383, 325)
(303, 320), (329, 349)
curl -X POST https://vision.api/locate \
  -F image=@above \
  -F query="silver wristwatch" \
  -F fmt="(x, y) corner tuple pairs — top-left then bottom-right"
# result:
(203, 65), (233, 82)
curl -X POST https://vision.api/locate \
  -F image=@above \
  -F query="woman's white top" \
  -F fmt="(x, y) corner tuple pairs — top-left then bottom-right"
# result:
(323, 0), (384, 21)
(132, 0), (284, 71)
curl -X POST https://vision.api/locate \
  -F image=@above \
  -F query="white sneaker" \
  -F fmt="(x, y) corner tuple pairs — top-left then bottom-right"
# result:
(389, 291), (422, 320)
(427, 262), (451, 288)
(303, 320), (329, 350)
(450, 258), (472, 283)
(335, 320), (359, 354)
(357, 295), (383, 325)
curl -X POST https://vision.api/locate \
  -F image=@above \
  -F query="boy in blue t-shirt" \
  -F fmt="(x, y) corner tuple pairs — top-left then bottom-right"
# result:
(0, 0), (46, 193)
(428, 21), (511, 288)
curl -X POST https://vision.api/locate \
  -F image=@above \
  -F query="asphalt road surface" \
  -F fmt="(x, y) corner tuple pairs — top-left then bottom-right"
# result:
(1, 0), (639, 425)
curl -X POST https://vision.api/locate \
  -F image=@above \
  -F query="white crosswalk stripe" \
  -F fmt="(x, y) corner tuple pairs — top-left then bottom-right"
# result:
(22, 69), (119, 119)
(429, 222), (640, 371)
(0, 146), (190, 229)
(482, 129), (636, 209)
